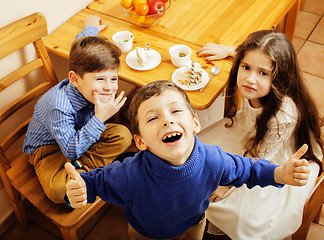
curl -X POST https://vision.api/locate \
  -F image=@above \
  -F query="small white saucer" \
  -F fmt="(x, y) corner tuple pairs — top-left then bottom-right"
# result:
(171, 67), (209, 91)
(126, 49), (161, 71)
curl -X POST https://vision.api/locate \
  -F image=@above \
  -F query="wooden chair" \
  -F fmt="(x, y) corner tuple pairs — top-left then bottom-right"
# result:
(0, 12), (106, 239)
(292, 167), (324, 239)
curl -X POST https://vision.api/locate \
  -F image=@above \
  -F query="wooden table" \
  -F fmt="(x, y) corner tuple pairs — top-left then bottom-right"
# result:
(44, 8), (232, 110)
(44, 0), (300, 110)
(88, 0), (300, 45)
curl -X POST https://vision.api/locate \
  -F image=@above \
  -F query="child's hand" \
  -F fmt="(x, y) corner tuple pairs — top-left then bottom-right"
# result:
(65, 162), (87, 208)
(84, 15), (107, 32)
(209, 186), (232, 202)
(93, 91), (127, 123)
(196, 43), (236, 61)
(274, 144), (310, 186)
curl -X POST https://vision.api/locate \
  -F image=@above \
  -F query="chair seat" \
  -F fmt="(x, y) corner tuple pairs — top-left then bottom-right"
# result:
(6, 151), (106, 229)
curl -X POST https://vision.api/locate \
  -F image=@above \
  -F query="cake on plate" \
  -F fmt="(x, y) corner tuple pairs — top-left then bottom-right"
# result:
(135, 42), (154, 67)
(181, 61), (203, 86)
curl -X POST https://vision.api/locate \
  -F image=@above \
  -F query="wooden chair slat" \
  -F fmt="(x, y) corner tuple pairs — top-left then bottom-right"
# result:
(0, 81), (53, 125)
(0, 58), (44, 92)
(1, 118), (30, 152)
(0, 13), (47, 59)
(33, 40), (58, 85)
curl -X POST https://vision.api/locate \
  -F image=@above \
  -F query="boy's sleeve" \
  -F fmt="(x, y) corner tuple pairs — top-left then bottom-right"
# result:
(79, 160), (130, 206)
(75, 26), (99, 38)
(215, 146), (284, 189)
(47, 108), (105, 160)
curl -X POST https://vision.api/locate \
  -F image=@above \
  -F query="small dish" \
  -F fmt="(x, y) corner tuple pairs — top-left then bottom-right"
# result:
(169, 44), (192, 67)
(172, 66), (209, 91)
(126, 49), (161, 71)
(112, 31), (133, 53)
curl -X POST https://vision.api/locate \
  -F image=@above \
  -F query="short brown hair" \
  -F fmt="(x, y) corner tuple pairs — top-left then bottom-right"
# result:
(69, 36), (122, 78)
(129, 80), (195, 135)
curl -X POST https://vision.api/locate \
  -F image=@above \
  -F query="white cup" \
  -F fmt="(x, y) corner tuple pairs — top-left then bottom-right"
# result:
(169, 44), (192, 67)
(112, 31), (134, 53)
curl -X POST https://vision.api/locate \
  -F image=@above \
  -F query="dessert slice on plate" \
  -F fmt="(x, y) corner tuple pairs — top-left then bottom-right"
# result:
(136, 42), (154, 67)
(126, 42), (161, 71)
(183, 61), (203, 86)
(172, 62), (209, 91)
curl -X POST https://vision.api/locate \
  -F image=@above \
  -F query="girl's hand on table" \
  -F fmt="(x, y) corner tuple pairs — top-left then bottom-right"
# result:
(197, 43), (236, 61)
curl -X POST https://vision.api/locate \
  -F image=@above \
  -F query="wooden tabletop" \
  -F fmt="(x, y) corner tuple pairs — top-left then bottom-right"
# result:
(88, 0), (300, 45)
(44, 8), (232, 110)
(44, 0), (299, 110)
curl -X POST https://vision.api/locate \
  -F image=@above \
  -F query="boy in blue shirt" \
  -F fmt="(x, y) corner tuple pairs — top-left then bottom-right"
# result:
(23, 16), (132, 203)
(65, 80), (310, 239)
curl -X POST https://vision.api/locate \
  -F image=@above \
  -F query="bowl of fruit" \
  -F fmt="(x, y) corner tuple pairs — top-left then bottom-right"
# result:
(121, 0), (171, 27)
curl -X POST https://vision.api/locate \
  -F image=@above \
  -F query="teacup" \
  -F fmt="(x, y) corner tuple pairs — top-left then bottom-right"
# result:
(169, 44), (192, 67)
(112, 31), (134, 53)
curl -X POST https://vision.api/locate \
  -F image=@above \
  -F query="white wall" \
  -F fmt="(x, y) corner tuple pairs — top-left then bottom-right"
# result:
(1, 0), (91, 32)
(0, 0), (92, 225)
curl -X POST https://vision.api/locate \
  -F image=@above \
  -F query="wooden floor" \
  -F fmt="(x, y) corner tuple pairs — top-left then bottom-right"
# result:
(0, 202), (323, 240)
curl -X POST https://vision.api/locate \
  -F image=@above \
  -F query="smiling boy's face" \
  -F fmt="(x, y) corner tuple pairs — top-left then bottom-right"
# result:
(134, 89), (201, 166)
(69, 68), (118, 104)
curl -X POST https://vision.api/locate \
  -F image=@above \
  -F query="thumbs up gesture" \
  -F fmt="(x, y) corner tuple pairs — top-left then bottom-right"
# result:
(274, 144), (310, 186)
(65, 162), (87, 208)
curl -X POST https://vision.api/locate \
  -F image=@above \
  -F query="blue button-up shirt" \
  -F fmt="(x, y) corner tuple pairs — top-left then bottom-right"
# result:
(23, 26), (105, 160)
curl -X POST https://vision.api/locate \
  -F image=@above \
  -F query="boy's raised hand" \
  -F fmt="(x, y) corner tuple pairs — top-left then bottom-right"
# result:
(93, 91), (127, 123)
(84, 15), (107, 32)
(274, 144), (310, 186)
(65, 162), (87, 208)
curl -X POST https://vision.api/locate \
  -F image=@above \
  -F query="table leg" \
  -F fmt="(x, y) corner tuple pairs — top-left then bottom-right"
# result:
(299, 0), (306, 9)
(283, 0), (300, 41)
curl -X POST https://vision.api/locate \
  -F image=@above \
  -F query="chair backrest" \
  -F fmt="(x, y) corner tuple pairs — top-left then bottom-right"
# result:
(0, 12), (58, 170)
(0, 13), (107, 239)
(292, 168), (324, 239)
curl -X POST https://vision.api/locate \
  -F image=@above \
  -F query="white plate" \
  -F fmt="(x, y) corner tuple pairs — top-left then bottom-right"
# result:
(172, 67), (209, 91)
(126, 49), (161, 71)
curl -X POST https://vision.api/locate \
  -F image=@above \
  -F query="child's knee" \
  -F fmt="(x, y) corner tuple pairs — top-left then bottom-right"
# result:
(104, 123), (132, 146)
(117, 124), (133, 145)
(38, 172), (68, 204)
(47, 184), (67, 204)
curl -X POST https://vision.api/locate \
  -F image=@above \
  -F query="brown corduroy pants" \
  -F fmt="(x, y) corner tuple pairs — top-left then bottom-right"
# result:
(28, 123), (132, 203)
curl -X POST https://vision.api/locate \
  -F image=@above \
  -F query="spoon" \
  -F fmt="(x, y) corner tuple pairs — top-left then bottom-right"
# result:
(199, 66), (220, 92)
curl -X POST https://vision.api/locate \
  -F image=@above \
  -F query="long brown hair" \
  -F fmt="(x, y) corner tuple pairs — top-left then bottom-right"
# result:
(225, 30), (323, 174)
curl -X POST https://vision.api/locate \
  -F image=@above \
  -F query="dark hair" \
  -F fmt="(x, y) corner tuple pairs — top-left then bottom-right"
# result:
(129, 80), (195, 135)
(69, 36), (122, 78)
(225, 30), (323, 174)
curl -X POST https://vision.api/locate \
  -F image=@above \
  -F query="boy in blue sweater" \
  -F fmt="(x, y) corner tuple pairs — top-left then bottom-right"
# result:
(23, 16), (132, 203)
(65, 80), (310, 239)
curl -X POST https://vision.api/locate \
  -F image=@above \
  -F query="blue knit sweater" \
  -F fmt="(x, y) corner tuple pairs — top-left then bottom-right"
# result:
(80, 136), (282, 238)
